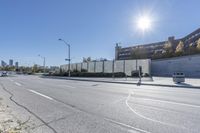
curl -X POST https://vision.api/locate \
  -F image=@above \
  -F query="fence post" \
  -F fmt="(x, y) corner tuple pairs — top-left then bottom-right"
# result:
(94, 61), (96, 73)
(112, 60), (115, 78)
(87, 62), (89, 72)
(102, 61), (105, 73)
(66, 65), (69, 72)
(123, 60), (125, 73)
(81, 63), (83, 72)
(123, 60), (126, 79)
(136, 59), (138, 71)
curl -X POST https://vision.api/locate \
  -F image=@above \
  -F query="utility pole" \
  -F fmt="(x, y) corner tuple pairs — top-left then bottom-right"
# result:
(38, 55), (46, 74)
(58, 39), (71, 77)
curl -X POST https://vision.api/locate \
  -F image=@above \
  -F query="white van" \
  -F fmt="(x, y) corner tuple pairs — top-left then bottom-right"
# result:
(173, 72), (185, 83)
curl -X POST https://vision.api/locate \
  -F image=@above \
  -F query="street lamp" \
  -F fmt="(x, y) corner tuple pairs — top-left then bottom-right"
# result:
(58, 38), (71, 77)
(38, 54), (46, 74)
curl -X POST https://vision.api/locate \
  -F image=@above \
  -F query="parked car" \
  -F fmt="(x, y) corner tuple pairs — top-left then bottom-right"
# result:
(173, 72), (185, 83)
(0, 71), (7, 77)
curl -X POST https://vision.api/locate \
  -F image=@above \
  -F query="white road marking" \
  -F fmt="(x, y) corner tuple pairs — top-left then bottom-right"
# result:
(60, 84), (76, 88)
(140, 98), (200, 108)
(28, 90), (54, 101)
(15, 82), (22, 86)
(125, 91), (185, 129)
(105, 118), (151, 133)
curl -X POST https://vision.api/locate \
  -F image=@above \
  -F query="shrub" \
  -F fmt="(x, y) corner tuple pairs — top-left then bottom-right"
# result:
(48, 72), (126, 77)
(72, 69), (79, 73)
(131, 70), (139, 77)
(81, 69), (87, 72)
(113, 72), (126, 77)
(143, 73), (150, 77)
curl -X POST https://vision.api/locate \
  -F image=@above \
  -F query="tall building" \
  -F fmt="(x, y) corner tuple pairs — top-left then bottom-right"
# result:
(9, 59), (13, 66)
(1, 60), (7, 67)
(15, 62), (19, 69)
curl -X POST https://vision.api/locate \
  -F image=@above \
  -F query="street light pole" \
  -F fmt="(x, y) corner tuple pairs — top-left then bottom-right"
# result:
(58, 39), (71, 77)
(38, 55), (46, 74)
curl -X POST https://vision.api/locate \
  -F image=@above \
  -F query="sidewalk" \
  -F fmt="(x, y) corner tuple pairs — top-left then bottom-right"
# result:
(43, 76), (200, 89)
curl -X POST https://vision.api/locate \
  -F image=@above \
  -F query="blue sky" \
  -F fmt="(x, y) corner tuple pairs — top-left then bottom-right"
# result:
(0, 0), (200, 66)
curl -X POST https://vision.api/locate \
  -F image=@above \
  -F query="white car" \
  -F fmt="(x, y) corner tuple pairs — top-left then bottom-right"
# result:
(0, 71), (7, 77)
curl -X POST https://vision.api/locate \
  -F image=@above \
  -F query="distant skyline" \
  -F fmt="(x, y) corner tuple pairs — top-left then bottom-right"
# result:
(1, 0), (200, 66)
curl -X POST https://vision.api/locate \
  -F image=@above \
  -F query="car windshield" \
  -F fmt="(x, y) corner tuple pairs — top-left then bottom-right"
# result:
(0, 1), (200, 133)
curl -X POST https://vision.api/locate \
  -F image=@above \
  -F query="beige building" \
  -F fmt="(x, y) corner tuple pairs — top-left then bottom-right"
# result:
(115, 28), (200, 60)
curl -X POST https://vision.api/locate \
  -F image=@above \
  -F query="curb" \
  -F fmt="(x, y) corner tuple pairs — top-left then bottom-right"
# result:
(42, 76), (200, 89)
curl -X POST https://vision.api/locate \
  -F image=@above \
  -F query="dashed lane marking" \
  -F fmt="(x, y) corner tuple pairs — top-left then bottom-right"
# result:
(15, 82), (22, 86)
(105, 118), (151, 133)
(28, 89), (54, 101)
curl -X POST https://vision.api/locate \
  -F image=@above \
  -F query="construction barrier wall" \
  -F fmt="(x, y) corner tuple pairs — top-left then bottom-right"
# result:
(60, 59), (151, 76)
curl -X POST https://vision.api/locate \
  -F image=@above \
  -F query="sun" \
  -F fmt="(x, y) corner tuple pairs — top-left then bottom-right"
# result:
(137, 15), (152, 31)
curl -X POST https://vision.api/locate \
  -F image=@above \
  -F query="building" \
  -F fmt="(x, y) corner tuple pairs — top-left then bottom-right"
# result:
(1, 60), (7, 67)
(15, 62), (19, 69)
(9, 59), (14, 66)
(115, 28), (200, 60)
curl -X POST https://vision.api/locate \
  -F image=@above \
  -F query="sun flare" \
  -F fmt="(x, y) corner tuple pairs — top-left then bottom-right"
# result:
(137, 15), (152, 31)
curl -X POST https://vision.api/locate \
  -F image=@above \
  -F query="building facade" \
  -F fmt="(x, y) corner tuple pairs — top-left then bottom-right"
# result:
(115, 28), (200, 60)
(15, 62), (19, 69)
(9, 59), (13, 66)
(1, 60), (7, 67)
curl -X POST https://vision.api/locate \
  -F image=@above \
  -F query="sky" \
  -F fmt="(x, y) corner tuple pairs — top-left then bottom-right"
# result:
(0, 0), (200, 66)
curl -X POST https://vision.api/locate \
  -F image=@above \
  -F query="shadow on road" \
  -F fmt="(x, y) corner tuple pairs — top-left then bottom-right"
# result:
(175, 82), (193, 87)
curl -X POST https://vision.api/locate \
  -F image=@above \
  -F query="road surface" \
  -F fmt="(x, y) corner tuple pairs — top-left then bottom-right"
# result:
(0, 75), (200, 133)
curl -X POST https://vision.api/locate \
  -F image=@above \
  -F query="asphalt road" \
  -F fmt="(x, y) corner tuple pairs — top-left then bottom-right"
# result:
(0, 75), (200, 133)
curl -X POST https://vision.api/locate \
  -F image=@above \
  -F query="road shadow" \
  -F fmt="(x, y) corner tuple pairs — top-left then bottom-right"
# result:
(175, 82), (193, 87)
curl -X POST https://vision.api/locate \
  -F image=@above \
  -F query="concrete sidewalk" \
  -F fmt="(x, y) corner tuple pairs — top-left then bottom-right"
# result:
(43, 76), (200, 89)
(150, 77), (200, 87)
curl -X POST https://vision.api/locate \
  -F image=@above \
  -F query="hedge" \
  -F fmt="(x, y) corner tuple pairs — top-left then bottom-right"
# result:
(49, 72), (126, 77)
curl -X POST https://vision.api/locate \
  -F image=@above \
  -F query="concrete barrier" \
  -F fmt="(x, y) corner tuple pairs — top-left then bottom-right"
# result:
(82, 62), (88, 71)
(61, 59), (151, 76)
(88, 62), (95, 72)
(114, 60), (124, 73)
(152, 54), (200, 77)
(104, 61), (113, 73)
(137, 59), (151, 75)
(95, 61), (103, 73)
(77, 63), (82, 72)
(71, 64), (77, 71)
(125, 60), (137, 76)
